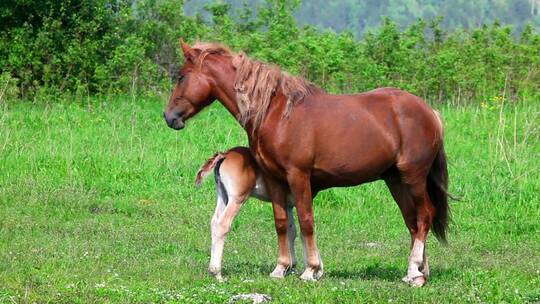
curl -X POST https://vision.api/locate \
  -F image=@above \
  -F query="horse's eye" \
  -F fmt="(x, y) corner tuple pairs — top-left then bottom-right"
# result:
(178, 75), (185, 83)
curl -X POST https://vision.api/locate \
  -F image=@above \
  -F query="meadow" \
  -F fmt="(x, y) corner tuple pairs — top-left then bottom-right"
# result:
(0, 96), (539, 303)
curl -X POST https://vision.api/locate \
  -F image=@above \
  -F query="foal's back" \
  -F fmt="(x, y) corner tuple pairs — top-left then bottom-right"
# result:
(196, 146), (271, 202)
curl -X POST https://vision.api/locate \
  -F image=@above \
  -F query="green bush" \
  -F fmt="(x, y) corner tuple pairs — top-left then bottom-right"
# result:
(0, 72), (20, 103)
(0, 0), (538, 103)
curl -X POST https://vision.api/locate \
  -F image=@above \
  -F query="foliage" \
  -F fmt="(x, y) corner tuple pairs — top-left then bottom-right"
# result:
(0, 0), (539, 103)
(186, 0), (540, 35)
(0, 72), (20, 103)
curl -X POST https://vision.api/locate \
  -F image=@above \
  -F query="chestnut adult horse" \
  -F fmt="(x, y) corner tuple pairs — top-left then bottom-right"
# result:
(164, 40), (450, 287)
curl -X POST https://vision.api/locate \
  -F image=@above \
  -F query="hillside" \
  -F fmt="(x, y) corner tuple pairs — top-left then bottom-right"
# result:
(185, 0), (540, 35)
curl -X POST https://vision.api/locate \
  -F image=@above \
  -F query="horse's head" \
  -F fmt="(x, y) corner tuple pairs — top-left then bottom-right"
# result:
(164, 39), (309, 132)
(163, 40), (213, 130)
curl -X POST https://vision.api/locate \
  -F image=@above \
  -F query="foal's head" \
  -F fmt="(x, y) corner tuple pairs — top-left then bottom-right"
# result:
(163, 40), (234, 130)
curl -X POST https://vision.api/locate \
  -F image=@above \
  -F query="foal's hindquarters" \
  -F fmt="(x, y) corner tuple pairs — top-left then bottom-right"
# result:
(195, 147), (304, 281)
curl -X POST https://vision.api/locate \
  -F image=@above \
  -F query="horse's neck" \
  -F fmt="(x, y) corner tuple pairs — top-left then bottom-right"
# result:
(211, 90), (254, 138)
(213, 84), (241, 118)
(247, 90), (290, 138)
(216, 80), (312, 138)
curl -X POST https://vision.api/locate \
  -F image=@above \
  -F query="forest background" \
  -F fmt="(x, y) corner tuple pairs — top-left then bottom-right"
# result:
(1, 0), (539, 104)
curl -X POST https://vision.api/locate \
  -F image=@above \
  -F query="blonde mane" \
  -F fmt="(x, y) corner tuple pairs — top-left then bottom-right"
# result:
(192, 42), (318, 129)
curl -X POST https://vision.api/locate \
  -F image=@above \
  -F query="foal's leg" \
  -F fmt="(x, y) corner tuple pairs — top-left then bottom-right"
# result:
(286, 203), (297, 270)
(385, 172), (433, 287)
(209, 194), (226, 280)
(285, 203), (308, 270)
(208, 194), (247, 281)
(287, 171), (323, 281)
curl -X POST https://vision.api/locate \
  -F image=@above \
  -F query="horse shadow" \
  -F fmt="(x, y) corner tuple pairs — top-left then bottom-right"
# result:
(224, 261), (457, 283)
(327, 265), (458, 282)
(326, 264), (402, 281)
(222, 261), (278, 277)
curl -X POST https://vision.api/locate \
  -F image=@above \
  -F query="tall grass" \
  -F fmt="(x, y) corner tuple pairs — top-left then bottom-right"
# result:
(0, 97), (539, 303)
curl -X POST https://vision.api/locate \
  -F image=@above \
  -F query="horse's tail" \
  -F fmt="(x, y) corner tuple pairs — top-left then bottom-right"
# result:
(427, 145), (451, 244)
(195, 153), (226, 187)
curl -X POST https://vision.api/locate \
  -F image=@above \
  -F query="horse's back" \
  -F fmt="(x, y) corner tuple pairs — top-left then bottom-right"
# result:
(295, 88), (442, 188)
(351, 87), (443, 149)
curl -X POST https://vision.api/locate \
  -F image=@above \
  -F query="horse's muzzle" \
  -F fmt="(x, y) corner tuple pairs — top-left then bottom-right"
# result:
(164, 112), (185, 130)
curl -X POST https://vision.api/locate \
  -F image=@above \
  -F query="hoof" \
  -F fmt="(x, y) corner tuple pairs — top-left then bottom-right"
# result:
(269, 264), (290, 278)
(402, 275), (426, 287)
(215, 274), (225, 282)
(289, 265), (298, 274)
(420, 264), (430, 278)
(300, 267), (323, 281)
(208, 266), (224, 282)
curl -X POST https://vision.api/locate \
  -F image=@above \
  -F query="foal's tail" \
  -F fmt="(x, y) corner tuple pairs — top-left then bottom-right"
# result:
(427, 145), (451, 244)
(195, 153), (226, 187)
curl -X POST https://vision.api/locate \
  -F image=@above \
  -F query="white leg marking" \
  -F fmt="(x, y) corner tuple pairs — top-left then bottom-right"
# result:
(299, 249), (323, 281)
(270, 264), (289, 278)
(208, 192), (244, 282)
(208, 193), (227, 281)
(402, 239), (426, 287)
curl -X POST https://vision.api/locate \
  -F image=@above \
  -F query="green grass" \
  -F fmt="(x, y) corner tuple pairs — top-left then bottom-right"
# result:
(0, 97), (539, 303)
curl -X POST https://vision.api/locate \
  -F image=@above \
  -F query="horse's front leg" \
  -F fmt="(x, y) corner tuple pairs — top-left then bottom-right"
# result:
(287, 170), (323, 281)
(268, 186), (294, 278)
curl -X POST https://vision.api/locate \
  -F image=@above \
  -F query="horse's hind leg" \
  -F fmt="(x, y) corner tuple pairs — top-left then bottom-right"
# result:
(208, 192), (247, 281)
(208, 193), (226, 281)
(384, 171), (433, 287)
(406, 181), (435, 285)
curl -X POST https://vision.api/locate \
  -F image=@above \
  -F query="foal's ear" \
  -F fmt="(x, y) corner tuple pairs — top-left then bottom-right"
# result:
(179, 38), (196, 62)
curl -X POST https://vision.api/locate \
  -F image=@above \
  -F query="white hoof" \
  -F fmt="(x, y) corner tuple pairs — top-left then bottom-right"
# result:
(208, 266), (224, 282)
(402, 275), (426, 287)
(215, 274), (224, 282)
(269, 264), (289, 278)
(300, 266), (323, 281)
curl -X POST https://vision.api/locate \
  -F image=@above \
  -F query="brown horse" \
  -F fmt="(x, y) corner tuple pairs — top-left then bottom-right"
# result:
(164, 40), (450, 287)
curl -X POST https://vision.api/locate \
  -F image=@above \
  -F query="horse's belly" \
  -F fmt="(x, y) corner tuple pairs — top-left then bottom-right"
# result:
(311, 155), (393, 189)
(311, 131), (397, 188)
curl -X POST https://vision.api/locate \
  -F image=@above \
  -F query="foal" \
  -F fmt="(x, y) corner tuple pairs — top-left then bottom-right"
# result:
(195, 146), (305, 281)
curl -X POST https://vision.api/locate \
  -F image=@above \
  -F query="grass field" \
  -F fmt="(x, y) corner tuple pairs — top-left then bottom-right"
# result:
(0, 96), (539, 303)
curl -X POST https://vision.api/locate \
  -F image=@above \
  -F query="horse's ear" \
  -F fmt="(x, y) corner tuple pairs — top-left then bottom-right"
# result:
(180, 38), (191, 55)
(179, 38), (196, 62)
